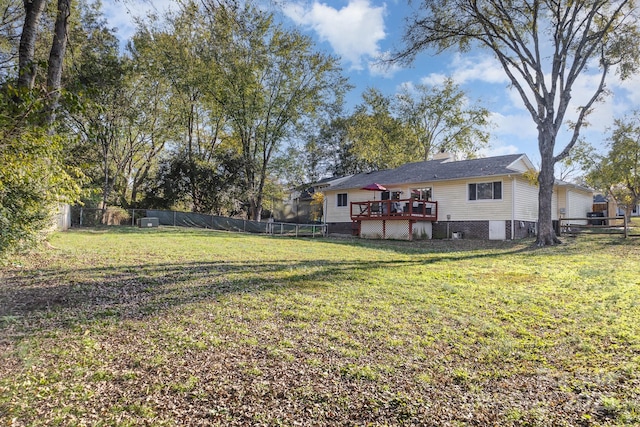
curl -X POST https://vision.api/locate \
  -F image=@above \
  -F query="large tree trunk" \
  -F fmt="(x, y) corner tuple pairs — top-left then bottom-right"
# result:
(17, 0), (47, 90)
(536, 133), (561, 246)
(101, 136), (111, 210)
(45, 0), (70, 125)
(625, 206), (634, 225)
(249, 200), (262, 222)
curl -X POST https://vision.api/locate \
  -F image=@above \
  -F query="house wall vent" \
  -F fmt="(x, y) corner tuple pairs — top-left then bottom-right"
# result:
(433, 151), (454, 162)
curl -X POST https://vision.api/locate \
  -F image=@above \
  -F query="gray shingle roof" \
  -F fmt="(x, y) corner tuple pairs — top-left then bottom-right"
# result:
(593, 194), (607, 203)
(328, 154), (528, 191)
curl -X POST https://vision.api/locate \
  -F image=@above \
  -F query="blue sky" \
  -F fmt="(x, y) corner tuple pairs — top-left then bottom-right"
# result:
(102, 0), (640, 167)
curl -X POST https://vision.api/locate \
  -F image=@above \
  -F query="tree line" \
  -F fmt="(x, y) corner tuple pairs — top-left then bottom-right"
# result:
(1, 0), (639, 256)
(0, 0), (495, 256)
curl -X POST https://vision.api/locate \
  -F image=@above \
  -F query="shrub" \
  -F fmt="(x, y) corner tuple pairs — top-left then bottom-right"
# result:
(102, 207), (131, 225)
(0, 88), (82, 258)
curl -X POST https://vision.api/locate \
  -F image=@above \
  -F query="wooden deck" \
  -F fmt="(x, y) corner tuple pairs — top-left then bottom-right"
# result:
(351, 199), (437, 222)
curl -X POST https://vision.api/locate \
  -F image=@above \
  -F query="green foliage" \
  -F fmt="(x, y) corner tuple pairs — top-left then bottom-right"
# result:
(116, 0), (349, 219)
(557, 139), (596, 182)
(65, 3), (180, 210)
(205, 0), (349, 219)
(310, 191), (324, 222)
(342, 81), (491, 172)
(348, 87), (410, 170)
(143, 149), (245, 215)
(0, 0), (21, 75)
(396, 78), (491, 161)
(0, 86), (82, 257)
(102, 206), (130, 225)
(587, 113), (640, 220)
(310, 115), (373, 176)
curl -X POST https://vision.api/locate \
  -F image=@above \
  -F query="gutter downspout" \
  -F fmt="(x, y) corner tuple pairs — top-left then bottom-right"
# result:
(323, 193), (328, 236)
(565, 187), (570, 223)
(512, 176), (516, 240)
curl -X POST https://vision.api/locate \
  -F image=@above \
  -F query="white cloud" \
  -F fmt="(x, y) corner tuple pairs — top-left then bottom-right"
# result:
(420, 73), (447, 86)
(491, 111), (538, 140)
(561, 70), (615, 133)
(479, 143), (520, 158)
(449, 54), (510, 85)
(617, 73), (640, 106)
(486, 61), (622, 138)
(607, 66), (640, 117)
(419, 55), (507, 86)
(283, 0), (387, 71)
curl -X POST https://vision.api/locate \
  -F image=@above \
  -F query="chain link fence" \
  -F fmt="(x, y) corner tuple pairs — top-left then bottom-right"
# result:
(70, 207), (326, 237)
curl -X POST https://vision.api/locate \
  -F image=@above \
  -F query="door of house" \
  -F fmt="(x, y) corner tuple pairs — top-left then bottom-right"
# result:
(489, 220), (506, 240)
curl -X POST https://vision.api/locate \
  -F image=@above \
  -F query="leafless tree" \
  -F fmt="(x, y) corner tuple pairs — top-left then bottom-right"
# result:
(395, 0), (639, 245)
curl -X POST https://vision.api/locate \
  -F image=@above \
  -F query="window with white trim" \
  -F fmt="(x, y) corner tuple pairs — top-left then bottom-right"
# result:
(337, 193), (348, 207)
(468, 182), (502, 200)
(381, 190), (403, 200)
(411, 188), (432, 200)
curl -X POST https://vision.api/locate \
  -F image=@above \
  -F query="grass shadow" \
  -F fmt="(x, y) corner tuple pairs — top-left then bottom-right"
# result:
(316, 234), (538, 260)
(3, 229), (634, 341)
(69, 225), (248, 238)
(0, 257), (420, 339)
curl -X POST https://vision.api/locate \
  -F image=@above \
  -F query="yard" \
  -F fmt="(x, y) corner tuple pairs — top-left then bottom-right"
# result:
(1, 228), (639, 426)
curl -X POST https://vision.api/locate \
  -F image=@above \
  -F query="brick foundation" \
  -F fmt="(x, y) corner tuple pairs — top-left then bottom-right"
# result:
(327, 222), (355, 236)
(331, 220), (537, 240)
(433, 221), (488, 239)
(512, 220), (537, 239)
(433, 220), (537, 240)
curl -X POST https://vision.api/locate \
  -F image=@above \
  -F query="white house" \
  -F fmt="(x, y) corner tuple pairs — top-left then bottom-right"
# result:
(323, 153), (593, 240)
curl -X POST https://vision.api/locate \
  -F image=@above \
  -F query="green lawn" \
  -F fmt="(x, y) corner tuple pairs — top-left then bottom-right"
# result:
(1, 228), (639, 426)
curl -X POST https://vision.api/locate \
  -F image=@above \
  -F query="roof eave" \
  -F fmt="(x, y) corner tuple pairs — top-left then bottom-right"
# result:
(325, 172), (527, 192)
(506, 154), (536, 172)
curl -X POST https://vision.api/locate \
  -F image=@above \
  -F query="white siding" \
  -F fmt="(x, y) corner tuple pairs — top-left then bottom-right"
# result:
(552, 187), (559, 221)
(433, 178), (513, 221)
(514, 178), (539, 222)
(325, 189), (377, 223)
(51, 203), (71, 231)
(566, 188), (593, 224)
(557, 187), (567, 218)
(326, 174), (548, 224)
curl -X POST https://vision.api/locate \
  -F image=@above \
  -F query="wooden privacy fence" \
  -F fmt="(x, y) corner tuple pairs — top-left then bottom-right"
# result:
(558, 216), (631, 238)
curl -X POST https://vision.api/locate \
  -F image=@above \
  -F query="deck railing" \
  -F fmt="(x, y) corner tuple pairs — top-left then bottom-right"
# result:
(351, 199), (437, 221)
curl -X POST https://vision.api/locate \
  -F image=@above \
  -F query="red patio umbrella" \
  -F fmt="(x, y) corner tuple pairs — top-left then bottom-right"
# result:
(361, 183), (387, 200)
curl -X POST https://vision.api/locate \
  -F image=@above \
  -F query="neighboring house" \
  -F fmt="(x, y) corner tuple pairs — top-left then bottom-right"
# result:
(616, 203), (640, 217)
(323, 153), (593, 240)
(622, 206), (640, 217)
(593, 193), (640, 218)
(592, 194), (609, 215)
